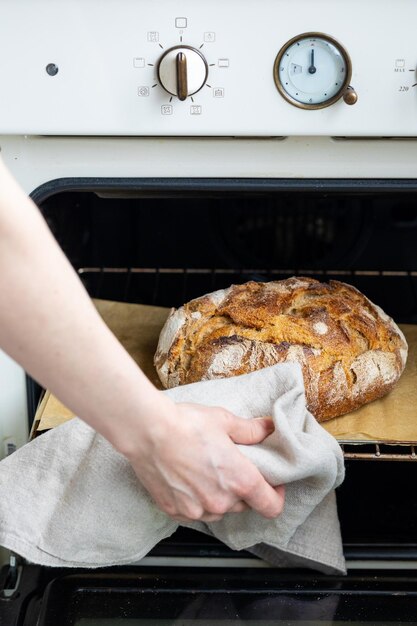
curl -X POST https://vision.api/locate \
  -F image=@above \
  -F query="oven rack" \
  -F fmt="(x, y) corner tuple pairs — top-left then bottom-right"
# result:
(77, 267), (417, 278)
(78, 268), (417, 276)
(77, 266), (417, 461)
(77, 266), (417, 315)
(341, 442), (417, 461)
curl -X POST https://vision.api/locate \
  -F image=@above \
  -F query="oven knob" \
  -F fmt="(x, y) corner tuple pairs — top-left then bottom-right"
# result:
(157, 46), (208, 101)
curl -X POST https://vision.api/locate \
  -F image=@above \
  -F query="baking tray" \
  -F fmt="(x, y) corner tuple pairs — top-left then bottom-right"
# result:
(31, 300), (417, 460)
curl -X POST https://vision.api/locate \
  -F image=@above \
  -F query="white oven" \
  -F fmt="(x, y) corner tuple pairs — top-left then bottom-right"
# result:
(2, 1), (417, 624)
(2, 0), (417, 460)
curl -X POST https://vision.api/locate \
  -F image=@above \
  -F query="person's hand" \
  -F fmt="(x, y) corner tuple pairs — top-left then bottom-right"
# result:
(0, 159), (283, 525)
(120, 401), (285, 523)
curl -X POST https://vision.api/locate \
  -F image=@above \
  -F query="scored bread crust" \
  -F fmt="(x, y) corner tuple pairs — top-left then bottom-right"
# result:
(154, 277), (408, 421)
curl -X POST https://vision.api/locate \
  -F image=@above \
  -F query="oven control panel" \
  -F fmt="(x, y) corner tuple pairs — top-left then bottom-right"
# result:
(1, 0), (417, 136)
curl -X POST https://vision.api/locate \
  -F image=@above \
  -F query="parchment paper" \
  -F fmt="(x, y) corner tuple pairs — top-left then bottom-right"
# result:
(34, 300), (417, 443)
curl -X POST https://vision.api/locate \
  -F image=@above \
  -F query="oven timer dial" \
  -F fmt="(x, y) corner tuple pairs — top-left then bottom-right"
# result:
(157, 45), (208, 101)
(274, 33), (358, 109)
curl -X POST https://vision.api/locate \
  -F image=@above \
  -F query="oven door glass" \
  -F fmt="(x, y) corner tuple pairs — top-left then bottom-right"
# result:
(37, 569), (417, 626)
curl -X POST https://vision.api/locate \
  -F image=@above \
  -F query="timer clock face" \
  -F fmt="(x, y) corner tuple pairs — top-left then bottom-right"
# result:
(274, 33), (351, 109)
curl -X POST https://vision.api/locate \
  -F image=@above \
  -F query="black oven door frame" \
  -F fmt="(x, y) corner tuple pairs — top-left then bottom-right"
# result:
(3, 564), (417, 625)
(4, 175), (414, 625)
(29, 176), (417, 201)
(25, 174), (417, 559)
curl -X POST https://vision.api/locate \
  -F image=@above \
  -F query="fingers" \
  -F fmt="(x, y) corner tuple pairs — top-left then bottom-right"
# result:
(171, 494), (278, 523)
(228, 501), (250, 513)
(198, 502), (250, 521)
(172, 513), (223, 523)
(163, 481), (283, 523)
(215, 410), (284, 519)
(225, 414), (275, 445)
(172, 501), (249, 523)
(236, 467), (285, 519)
(139, 403), (282, 525)
(164, 479), (284, 523)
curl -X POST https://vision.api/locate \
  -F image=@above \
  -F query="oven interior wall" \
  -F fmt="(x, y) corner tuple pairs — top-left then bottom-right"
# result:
(41, 189), (417, 319)
(36, 186), (417, 555)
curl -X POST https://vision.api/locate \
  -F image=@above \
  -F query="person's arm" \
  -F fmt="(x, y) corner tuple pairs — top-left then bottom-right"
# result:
(0, 158), (284, 522)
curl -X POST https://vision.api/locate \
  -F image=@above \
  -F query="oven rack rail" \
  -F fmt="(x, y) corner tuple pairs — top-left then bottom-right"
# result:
(340, 442), (417, 461)
(78, 267), (417, 277)
(77, 266), (417, 312)
(77, 266), (417, 461)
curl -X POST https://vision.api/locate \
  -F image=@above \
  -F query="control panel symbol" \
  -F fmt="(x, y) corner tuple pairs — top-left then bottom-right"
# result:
(138, 86), (150, 97)
(213, 87), (224, 98)
(204, 32), (216, 42)
(190, 105), (202, 115)
(133, 57), (145, 68)
(161, 104), (173, 115)
(147, 31), (159, 42)
(175, 17), (187, 28)
(218, 58), (229, 68)
(394, 58), (406, 73)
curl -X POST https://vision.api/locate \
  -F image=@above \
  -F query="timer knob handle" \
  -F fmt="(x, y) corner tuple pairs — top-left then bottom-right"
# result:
(157, 46), (208, 100)
(343, 85), (358, 105)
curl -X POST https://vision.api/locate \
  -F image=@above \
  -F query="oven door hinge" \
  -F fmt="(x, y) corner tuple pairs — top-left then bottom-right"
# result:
(0, 554), (22, 598)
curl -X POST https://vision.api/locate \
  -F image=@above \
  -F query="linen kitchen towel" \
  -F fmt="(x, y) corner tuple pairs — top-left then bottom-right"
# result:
(0, 363), (346, 574)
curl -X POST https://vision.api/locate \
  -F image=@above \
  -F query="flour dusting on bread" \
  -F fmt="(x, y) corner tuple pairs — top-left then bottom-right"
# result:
(154, 278), (408, 421)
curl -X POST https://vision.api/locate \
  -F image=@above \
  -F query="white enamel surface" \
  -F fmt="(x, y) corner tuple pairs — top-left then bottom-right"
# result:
(1, 0), (417, 136)
(0, 350), (28, 462)
(4, 136), (417, 196)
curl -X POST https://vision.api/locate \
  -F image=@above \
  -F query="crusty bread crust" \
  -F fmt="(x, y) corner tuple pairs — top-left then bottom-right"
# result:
(154, 278), (408, 421)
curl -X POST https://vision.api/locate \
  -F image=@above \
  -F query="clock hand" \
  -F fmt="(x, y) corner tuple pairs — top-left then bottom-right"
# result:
(308, 48), (316, 74)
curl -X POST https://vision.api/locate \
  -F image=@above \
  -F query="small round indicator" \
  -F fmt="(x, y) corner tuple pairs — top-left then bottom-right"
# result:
(274, 33), (352, 109)
(46, 63), (59, 76)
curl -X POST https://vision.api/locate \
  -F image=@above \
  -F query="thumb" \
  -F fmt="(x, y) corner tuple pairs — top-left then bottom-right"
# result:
(227, 416), (275, 445)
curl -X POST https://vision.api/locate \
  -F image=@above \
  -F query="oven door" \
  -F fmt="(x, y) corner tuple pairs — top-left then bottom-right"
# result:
(3, 176), (417, 625)
(3, 565), (417, 625)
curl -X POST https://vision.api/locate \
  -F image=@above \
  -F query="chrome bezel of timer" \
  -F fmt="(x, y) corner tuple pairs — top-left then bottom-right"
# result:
(273, 32), (352, 110)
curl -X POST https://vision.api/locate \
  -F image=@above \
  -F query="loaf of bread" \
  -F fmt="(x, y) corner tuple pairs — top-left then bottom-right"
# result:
(154, 278), (408, 421)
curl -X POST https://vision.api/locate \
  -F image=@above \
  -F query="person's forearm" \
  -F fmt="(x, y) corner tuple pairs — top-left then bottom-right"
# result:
(0, 159), (285, 523)
(0, 159), (172, 451)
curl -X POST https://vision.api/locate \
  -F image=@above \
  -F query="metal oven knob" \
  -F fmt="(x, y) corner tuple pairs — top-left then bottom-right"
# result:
(157, 46), (208, 101)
